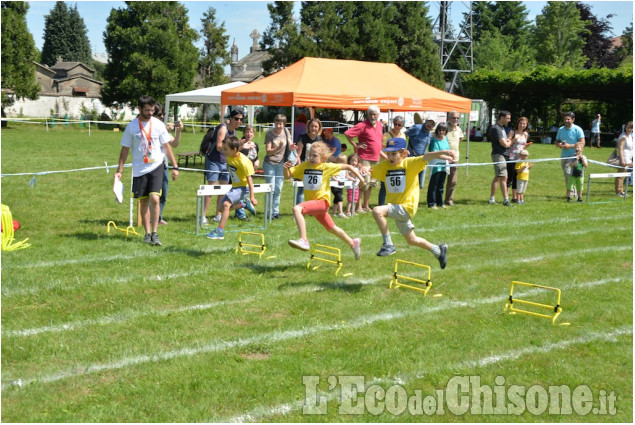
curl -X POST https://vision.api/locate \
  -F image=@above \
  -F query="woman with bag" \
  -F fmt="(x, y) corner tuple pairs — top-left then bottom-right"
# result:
(614, 121), (633, 197)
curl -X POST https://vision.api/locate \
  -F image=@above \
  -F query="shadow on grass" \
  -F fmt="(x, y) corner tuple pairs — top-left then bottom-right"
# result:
(277, 279), (363, 293)
(240, 262), (298, 273)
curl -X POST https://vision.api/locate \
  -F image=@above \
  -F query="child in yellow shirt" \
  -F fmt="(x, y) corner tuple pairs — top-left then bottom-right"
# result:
(514, 149), (534, 205)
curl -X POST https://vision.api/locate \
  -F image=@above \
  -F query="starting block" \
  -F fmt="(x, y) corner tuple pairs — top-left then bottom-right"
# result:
(389, 259), (432, 295)
(307, 244), (343, 276)
(504, 281), (563, 325)
(107, 221), (140, 237)
(235, 231), (267, 258)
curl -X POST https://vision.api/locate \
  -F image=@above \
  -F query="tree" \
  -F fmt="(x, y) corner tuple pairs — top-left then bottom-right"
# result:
(102, 1), (199, 107)
(41, 1), (92, 66)
(198, 6), (230, 88)
(473, 30), (536, 72)
(67, 4), (92, 64)
(576, 2), (618, 68)
(614, 24), (633, 66)
(468, 1), (532, 49)
(260, 1), (303, 75)
(533, 1), (589, 68)
(1, 1), (40, 112)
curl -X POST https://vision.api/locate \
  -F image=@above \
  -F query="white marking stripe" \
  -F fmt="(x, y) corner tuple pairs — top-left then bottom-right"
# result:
(2, 276), (630, 391)
(2, 213), (630, 271)
(224, 325), (633, 423)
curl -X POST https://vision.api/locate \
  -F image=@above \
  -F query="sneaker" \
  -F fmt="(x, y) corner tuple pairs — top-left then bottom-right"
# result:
(429, 205), (438, 210)
(212, 214), (222, 222)
(158, 219), (168, 225)
(437, 243), (448, 269)
(577, 197), (583, 203)
(488, 198), (497, 204)
(617, 192), (625, 198)
(205, 228), (224, 240)
(201, 216), (209, 225)
(503, 199), (514, 207)
(337, 213), (348, 219)
(511, 198), (518, 203)
(143, 233), (152, 244)
(243, 199), (256, 215)
(352, 238), (361, 260)
(446, 200), (455, 206)
(288, 238), (310, 251)
(376, 244), (396, 257)
(567, 197), (572, 202)
(346, 212), (352, 217)
(151, 232), (162, 246)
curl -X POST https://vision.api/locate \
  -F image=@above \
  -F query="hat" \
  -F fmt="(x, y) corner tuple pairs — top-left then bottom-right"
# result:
(383, 138), (407, 152)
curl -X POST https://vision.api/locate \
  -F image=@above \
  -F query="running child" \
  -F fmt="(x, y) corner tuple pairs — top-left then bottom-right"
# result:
(368, 137), (455, 268)
(514, 149), (533, 204)
(283, 142), (365, 259)
(206, 136), (258, 240)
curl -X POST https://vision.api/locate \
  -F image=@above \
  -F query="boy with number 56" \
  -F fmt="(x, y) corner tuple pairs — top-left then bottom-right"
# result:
(367, 138), (455, 268)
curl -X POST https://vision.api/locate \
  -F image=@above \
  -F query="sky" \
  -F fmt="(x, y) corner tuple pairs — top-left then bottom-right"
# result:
(25, 0), (634, 62)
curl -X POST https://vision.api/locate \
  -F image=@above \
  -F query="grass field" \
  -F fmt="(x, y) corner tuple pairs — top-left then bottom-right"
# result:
(1, 122), (632, 422)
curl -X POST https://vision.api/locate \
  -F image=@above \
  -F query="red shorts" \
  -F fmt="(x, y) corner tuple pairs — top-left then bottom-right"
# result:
(299, 199), (334, 230)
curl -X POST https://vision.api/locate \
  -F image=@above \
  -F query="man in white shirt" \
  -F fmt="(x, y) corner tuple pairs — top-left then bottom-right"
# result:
(114, 95), (179, 246)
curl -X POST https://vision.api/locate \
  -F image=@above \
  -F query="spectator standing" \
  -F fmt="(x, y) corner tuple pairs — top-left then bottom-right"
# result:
(615, 121), (633, 197)
(444, 111), (464, 206)
(514, 149), (533, 205)
(568, 145), (588, 202)
(555, 111), (585, 199)
(507, 117), (529, 203)
(345, 105), (383, 212)
(488, 110), (513, 206)
(114, 95), (179, 246)
(322, 127), (342, 160)
(240, 125), (259, 170)
(263, 114), (292, 219)
(427, 123), (451, 209)
(293, 113), (308, 144)
(590, 114), (602, 148)
(406, 116), (435, 189)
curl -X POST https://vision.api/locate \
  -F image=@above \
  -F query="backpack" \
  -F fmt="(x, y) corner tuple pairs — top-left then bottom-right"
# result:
(199, 124), (222, 156)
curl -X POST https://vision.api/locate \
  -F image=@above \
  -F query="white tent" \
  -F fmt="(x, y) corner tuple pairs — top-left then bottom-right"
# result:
(163, 81), (254, 124)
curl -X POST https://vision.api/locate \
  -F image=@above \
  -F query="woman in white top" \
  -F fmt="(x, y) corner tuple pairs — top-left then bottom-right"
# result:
(615, 121), (633, 197)
(507, 117), (529, 202)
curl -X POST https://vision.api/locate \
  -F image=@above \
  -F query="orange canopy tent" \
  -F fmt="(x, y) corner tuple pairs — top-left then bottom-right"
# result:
(221, 57), (471, 112)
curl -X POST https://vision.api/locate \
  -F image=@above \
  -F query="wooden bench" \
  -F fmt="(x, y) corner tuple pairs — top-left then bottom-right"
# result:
(177, 151), (202, 167)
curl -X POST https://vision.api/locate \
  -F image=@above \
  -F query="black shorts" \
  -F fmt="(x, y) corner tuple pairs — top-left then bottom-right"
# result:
(331, 187), (343, 204)
(132, 164), (164, 199)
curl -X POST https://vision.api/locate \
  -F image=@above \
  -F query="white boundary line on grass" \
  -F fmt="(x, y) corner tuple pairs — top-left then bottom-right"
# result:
(2, 275), (631, 391)
(3, 237), (632, 337)
(2, 213), (630, 272)
(3, 243), (632, 337)
(223, 325), (633, 423)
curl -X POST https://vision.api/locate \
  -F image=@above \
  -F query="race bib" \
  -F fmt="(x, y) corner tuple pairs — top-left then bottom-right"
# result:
(304, 169), (323, 190)
(386, 169), (406, 193)
(228, 165), (239, 183)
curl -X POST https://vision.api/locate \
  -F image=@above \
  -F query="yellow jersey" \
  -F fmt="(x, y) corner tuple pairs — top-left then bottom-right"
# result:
(226, 152), (255, 188)
(290, 162), (342, 205)
(371, 157), (426, 218)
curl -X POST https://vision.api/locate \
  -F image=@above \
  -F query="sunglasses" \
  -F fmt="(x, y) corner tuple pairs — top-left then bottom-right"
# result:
(233, 117), (243, 121)
(393, 123), (403, 127)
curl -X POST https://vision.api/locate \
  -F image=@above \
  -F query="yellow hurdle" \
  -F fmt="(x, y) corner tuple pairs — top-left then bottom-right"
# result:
(307, 244), (343, 276)
(504, 281), (563, 325)
(389, 259), (432, 296)
(106, 221), (140, 237)
(1, 204), (30, 251)
(235, 232), (266, 258)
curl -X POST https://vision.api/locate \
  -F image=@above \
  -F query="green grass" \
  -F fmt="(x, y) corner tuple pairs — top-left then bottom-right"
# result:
(1, 123), (632, 422)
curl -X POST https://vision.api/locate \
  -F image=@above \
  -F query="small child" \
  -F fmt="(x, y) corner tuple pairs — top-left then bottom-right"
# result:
(568, 145), (588, 202)
(205, 136), (258, 240)
(330, 154), (348, 218)
(240, 125), (260, 170)
(368, 137), (455, 268)
(345, 154), (361, 216)
(283, 142), (365, 259)
(515, 149), (534, 204)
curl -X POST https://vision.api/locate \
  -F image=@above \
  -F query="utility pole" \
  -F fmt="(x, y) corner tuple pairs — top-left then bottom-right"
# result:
(432, 1), (474, 94)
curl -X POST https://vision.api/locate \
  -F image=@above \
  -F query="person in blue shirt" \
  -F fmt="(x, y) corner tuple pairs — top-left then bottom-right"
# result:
(427, 122), (451, 209)
(555, 111), (585, 199)
(405, 115), (435, 188)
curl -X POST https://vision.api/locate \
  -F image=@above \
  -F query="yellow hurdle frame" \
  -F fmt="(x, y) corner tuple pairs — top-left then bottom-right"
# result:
(107, 221), (140, 237)
(307, 244), (342, 276)
(389, 259), (432, 296)
(235, 232), (266, 258)
(504, 281), (563, 325)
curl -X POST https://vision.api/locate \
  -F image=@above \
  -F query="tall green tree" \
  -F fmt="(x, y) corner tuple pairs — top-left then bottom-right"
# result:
(614, 24), (633, 66)
(67, 4), (92, 64)
(102, 1), (199, 107)
(40, 1), (71, 65)
(1, 1), (40, 111)
(41, 1), (92, 65)
(260, 1), (303, 75)
(533, 1), (589, 68)
(198, 6), (230, 88)
(473, 30), (536, 71)
(576, 2), (618, 68)
(468, 1), (532, 49)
